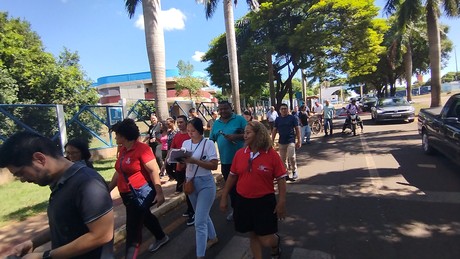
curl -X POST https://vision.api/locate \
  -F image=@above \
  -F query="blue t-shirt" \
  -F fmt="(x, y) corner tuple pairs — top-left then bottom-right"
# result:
(209, 113), (247, 164)
(274, 115), (299, 144)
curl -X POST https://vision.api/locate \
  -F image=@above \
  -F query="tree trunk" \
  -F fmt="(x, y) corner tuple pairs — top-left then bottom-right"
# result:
(142, 0), (169, 120)
(426, 1), (442, 107)
(223, 0), (241, 114)
(404, 42), (413, 101)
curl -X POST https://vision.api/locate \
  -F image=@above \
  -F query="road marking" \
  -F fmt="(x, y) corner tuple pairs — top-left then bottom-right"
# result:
(291, 248), (335, 259)
(359, 134), (383, 193)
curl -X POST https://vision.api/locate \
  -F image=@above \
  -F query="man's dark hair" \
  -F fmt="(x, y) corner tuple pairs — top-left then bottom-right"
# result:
(65, 138), (92, 161)
(189, 108), (196, 113)
(188, 118), (204, 135)
(280, 103), (288, 108)
(177, 115), (188, 122)
(0, 131), (62, 167)
(110, 118), (140, 141)
(218, 101), (233, 109)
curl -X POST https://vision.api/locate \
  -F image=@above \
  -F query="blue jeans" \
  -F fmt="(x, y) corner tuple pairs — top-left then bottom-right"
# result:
(324, 118), (333, 134)
(187, 174), (217, 257)
(300, 125), (311, 143)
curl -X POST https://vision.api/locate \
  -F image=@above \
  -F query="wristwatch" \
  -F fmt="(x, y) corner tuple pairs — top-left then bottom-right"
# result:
(42, 250), (52, 259)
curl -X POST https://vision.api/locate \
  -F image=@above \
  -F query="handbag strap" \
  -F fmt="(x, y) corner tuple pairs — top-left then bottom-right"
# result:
(190, 139), (207, 179)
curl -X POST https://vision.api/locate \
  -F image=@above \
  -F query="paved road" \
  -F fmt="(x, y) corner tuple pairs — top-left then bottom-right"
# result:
(133, 115), (460, 259)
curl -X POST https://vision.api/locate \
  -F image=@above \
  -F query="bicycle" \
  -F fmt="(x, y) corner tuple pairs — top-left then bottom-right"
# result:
(309, 115), (322, 135)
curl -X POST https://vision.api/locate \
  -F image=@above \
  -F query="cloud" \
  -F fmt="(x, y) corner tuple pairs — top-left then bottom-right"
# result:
(192, 51), (205, 62)
(134, 8), (186, 31)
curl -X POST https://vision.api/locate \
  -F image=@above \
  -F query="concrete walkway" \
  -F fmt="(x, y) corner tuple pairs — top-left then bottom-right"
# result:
(0, 171), (224, 258)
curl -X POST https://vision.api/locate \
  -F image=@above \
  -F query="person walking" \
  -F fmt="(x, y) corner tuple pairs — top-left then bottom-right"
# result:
(181, 118), (219, 259)
(323, 100), (335, 136)
(271, 103), (301, 181)
(209, 101), (247, 221)
(144, 113), (163, 169)
(158, 118), (177, 179)
(1, 132), (114, 259)
(64, 138), (94, 168)
(170, 115), (195, 225)
(220, 121), (287, 259)
(266, 106), (278, 131)
(108, 119), (169, 258)
(298, 105), (312, 144)
(243, 110), (253, 122)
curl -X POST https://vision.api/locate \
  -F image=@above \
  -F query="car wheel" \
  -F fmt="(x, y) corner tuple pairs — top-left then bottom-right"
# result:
(408, 119), (414, 123)
(422, 131), (435, 155)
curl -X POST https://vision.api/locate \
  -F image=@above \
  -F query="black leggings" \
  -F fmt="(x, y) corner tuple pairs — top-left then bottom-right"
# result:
(122, 193), (166, 259)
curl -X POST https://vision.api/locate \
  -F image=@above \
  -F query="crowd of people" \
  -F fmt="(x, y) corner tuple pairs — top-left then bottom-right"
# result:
(1, 99), (360, 259)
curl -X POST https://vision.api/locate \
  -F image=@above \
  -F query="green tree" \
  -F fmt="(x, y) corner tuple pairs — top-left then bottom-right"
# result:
(199, 0), (260, 114)
(175, 60), (207, 103)
(124, 0), (169, 120)
(385, 0), (460, 107)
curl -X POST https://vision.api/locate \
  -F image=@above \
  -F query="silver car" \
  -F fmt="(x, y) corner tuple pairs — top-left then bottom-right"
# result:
(371, 97), (415, 123)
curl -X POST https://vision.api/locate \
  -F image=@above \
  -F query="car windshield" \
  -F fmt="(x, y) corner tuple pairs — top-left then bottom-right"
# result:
(378, 98), (409, 107)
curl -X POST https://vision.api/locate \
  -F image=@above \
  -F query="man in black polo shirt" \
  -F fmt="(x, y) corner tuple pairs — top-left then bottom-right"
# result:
(0, 132), (114, 259)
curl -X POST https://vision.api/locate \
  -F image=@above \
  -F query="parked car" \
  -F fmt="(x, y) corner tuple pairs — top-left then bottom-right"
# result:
(360, 96), (378, 112)
(418, 93), (460, 165)
(371, 97), (415, 123)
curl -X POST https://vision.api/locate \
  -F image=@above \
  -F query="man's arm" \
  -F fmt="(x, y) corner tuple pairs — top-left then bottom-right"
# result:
(295, 126), (301, 149)
(46, 211), (114, 259)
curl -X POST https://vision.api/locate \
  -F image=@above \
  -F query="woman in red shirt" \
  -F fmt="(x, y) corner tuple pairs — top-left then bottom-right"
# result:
(220, 121), (287, 259)
(108, 119), (169, 258)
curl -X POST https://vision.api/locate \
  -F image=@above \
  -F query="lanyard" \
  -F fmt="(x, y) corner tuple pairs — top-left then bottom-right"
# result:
(248, 151), (260, 172)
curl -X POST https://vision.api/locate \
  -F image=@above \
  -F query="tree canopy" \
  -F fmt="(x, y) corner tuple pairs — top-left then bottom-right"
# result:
(0, 12), (98, 105)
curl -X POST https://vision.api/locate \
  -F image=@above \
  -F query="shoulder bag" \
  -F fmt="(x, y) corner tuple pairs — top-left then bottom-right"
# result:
(184, 139), (207, 195)
(119, 152), (155, 210)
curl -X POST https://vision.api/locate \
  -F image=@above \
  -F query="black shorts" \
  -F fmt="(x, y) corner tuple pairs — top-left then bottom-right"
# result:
(234, 193), (278, 236)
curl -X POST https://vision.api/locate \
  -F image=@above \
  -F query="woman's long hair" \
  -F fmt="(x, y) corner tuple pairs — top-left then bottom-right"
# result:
(246, 121), (273, 151)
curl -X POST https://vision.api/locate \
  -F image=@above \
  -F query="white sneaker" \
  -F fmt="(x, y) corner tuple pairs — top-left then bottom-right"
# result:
(292, 172), (298, 180)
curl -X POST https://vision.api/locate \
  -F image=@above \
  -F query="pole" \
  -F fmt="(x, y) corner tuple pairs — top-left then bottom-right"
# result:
(455, 46), (458, 81)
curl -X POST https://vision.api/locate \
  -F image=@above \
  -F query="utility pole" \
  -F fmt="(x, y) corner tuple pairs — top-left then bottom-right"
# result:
(455, 46), (458, 81)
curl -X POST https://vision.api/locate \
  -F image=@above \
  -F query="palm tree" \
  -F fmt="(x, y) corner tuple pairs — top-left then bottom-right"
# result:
(125, 0), (169, 120)
(385, 0), (460, 107)
(200, 0), (259, 114)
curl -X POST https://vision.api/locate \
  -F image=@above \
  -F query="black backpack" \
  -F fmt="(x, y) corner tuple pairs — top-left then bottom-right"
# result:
(299, 111), (309, 125)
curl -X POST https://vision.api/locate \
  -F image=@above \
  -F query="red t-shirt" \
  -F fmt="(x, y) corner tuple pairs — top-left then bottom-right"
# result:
(230, 147), (287, 198)
(115, 141), (156, 193)
(170, 131), (190, 149)
(170, 132), (191, 171)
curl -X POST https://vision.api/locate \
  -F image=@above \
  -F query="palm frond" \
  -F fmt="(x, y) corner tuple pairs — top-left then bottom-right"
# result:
(125, 0), (141, 19)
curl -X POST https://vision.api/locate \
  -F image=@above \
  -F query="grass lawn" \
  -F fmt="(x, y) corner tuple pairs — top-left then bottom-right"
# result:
(0, 158), (116, 228)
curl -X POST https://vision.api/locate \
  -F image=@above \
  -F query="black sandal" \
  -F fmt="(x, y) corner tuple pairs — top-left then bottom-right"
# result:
(271, 233), (281, 259)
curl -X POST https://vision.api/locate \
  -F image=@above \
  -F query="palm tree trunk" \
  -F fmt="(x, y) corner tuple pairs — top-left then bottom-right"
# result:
(404, 42), (413, 101)
(426, 1), (442, 107)
(142, 0), (169, 120)
(223, 0), (241, 114)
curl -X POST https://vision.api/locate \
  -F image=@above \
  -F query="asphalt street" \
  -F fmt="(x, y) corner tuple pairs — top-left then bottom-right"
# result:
(134, 115), (460, 259)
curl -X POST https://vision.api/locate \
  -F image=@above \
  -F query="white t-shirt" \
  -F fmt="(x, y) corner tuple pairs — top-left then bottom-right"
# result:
(182, 138), (218, 178)
(313, 104), (323, 114)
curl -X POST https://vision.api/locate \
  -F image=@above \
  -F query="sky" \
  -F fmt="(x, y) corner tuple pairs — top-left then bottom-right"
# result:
(1, 0), (459, 83)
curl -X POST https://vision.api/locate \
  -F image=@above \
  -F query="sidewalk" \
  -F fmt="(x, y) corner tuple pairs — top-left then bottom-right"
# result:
(0, 171), (224, 258)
